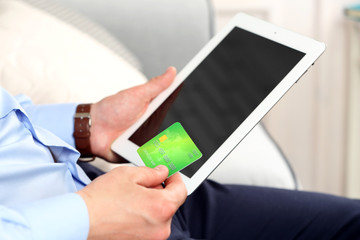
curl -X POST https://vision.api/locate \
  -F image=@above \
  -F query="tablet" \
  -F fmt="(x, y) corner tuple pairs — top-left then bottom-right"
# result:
(111, 13), (325, 195)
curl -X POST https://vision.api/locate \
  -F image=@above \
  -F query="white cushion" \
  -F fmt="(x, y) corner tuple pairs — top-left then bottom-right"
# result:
(208, 125), (296, 189)
(0, 0), (147, 104)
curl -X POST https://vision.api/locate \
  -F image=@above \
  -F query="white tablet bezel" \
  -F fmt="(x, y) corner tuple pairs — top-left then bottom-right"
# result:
(111, 13), (325, 195)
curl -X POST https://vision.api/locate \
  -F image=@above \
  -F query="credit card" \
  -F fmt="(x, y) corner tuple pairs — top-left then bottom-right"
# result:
(137, 122), (202, 177)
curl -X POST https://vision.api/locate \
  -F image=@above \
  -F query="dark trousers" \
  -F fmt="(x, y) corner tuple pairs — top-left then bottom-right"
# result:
(171, 180), (360, 240)
(78, 162), (360, 239)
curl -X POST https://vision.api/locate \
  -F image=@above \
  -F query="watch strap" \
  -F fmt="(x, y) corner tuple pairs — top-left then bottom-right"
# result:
(74, 104), (94, 161)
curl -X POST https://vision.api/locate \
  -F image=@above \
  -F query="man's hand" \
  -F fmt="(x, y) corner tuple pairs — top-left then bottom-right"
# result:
(76, 165), (187, 240)
(89, 67), (176, 162)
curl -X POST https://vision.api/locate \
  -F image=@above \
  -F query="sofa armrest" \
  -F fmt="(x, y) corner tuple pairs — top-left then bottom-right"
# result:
(51, 0), (215, 78)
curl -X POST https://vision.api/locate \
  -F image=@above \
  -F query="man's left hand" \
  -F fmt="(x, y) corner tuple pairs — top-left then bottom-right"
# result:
(89, 67), (176, 162)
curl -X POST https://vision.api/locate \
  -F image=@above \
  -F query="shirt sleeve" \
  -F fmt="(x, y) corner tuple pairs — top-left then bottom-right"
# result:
(14, 94), (78, 147)
(0, 193), (89, 240)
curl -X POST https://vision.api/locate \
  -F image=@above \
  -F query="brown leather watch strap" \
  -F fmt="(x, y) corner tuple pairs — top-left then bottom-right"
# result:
(74, 104), (94, 161)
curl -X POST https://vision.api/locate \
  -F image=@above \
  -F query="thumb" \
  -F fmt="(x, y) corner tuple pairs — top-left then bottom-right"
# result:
(144, 67), (176, 100)
(136, 165), (169, 188)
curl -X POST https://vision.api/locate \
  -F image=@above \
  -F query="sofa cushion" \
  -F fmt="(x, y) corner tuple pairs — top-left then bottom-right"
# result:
(0, 0), (147, 104)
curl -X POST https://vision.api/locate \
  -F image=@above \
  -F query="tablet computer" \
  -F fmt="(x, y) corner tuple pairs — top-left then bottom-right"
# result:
(111, 13), (325, 195)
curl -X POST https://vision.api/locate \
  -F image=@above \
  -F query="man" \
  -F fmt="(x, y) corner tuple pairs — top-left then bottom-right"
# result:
(1, 67), (360, 240)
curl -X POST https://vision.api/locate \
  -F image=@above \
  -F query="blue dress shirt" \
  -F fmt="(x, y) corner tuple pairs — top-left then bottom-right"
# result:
(0, 87), (91, 239)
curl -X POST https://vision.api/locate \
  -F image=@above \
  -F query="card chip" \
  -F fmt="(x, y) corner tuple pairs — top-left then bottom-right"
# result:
(159, 135), (168, 142)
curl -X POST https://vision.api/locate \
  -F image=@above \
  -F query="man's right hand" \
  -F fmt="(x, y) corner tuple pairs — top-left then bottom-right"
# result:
(76, 165), (187, 240)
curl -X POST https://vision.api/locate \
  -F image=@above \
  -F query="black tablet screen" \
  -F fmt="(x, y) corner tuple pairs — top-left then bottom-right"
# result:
(129, 27), (305, 178)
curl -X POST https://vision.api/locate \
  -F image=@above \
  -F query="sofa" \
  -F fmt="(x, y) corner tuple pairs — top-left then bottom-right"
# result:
(0, 0), (298, 189)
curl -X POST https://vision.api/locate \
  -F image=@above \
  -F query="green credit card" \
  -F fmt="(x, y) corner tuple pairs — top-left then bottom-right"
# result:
(137, 122), (202, 177)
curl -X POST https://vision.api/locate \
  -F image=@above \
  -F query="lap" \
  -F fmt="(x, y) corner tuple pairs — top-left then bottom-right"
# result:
(77, 161), (105, 180)
(170, 180), (360, 240)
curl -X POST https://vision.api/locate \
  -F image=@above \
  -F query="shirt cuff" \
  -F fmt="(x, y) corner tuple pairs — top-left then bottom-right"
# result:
(23, 103), (78, 147)
(15, 193), (89, 240)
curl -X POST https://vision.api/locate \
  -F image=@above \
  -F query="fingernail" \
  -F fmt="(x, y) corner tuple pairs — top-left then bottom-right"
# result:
(165, 66), (175, 74)
(155, 165), (167, 172)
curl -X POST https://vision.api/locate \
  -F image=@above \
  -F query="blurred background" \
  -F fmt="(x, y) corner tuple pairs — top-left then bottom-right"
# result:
(212, 0), (360, 197)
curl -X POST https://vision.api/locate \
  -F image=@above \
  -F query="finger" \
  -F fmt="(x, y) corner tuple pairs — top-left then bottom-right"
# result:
(135, 165), (169, 188)
(152, 184), (165, 190)
(164, 173), (187, 203)
(143, 67), (176, 100)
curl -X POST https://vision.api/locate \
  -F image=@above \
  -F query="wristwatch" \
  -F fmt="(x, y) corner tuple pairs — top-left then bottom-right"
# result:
(74, 104), (94, 161)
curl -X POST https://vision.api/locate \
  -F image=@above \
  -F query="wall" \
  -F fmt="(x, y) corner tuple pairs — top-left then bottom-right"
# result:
(212, 0), (359, 196)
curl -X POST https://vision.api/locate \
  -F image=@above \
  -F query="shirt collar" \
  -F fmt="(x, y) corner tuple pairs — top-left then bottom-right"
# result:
(0, 87), (25, 118)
